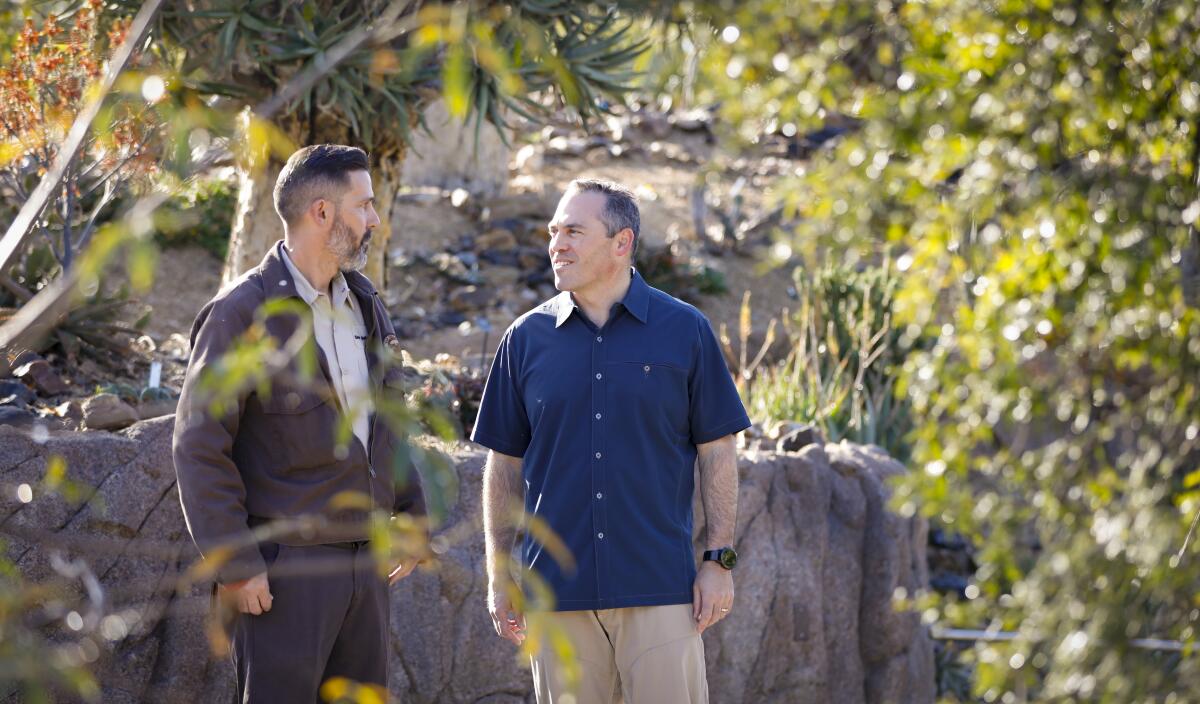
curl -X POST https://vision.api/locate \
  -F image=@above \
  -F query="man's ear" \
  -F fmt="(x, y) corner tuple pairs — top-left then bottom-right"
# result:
(308, 198), (331, 228)
(614, 227), (635, 257)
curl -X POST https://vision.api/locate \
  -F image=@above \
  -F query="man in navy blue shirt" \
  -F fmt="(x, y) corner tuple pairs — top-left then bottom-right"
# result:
(472, 179), (751, 703)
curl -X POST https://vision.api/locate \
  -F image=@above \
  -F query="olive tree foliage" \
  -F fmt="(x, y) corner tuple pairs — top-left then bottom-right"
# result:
(651, 1), (1200, 700)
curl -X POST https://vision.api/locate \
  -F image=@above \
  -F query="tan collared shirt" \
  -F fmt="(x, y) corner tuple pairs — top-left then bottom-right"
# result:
(281, 248), (372, 452)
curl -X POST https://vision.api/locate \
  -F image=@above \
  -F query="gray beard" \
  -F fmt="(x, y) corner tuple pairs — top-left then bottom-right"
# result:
(327, 216), (369, 272)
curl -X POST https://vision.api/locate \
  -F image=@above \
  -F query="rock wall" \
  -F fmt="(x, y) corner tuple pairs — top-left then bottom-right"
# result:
(0, 417), (933, 703)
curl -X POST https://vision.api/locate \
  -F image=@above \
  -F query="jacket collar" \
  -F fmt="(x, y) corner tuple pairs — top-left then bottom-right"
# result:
(258, 240), (379, 301)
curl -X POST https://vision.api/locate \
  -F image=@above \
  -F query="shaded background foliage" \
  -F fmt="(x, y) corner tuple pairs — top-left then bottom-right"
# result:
(642, 0), (1200, 701)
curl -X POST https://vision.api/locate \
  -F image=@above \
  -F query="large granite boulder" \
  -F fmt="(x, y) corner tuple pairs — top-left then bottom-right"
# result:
(0, 417), (934, 703)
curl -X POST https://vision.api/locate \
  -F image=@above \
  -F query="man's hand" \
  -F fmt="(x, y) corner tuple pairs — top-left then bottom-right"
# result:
(692, 561), (734, 634)
(221, 572), (272, 615)
(388, 559), (419, 585)
(487, 584), (526, 646)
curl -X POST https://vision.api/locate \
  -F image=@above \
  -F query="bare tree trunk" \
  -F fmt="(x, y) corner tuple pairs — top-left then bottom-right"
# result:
(366, 149), (403, 287)
(221, 160), (283, 288)
(220, 146), (405, 290)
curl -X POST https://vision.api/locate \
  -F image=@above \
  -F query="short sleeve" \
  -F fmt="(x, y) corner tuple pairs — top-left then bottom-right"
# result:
(688, 313), (752, 444)
(471, 328), (532, 457)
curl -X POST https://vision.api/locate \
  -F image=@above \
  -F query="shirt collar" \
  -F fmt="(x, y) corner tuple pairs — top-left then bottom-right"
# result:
(553, 268), (650, 328)
(622, 268), (650, 323)
(280, 246), (352, 308)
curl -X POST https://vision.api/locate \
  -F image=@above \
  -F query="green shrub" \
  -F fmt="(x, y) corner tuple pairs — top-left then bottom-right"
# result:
(638, 247), (728, 300)
(153, 175), (236, 261)
(741, 262), (918, 459)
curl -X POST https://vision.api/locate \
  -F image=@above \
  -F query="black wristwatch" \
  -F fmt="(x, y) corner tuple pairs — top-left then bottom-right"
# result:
(702, 546), (738, 570)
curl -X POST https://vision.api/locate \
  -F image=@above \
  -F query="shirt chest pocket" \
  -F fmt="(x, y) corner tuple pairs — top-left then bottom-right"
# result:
(604, 361), (690, 442)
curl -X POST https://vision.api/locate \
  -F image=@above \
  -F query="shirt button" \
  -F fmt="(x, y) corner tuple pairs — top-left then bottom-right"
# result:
(595, 452), (602, 459)
(598, 532), (605, 540)
(596, 492), (603, 499)
(595, 373), (602, 380)
(643, 365), (650, 372)
(595, 413), (602, 420)
(596, 336), (603, 342)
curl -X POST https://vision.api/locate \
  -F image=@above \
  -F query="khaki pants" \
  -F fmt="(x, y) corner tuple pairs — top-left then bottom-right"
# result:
(530, 604), (708, 704)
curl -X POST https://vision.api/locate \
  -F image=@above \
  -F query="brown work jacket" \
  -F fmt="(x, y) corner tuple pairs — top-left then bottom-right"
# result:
(172, 241), (425, 583)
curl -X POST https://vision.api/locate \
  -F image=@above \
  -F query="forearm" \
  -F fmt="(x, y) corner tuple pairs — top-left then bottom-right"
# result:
(697, 434), (739, 549)
(482, 450), (524, 585)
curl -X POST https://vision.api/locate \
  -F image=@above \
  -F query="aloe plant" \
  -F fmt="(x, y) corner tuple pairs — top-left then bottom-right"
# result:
(113, 0), (654, 286)
(743, 263), (921, 460)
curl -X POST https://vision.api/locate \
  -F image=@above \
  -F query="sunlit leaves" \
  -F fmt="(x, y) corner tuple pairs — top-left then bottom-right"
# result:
(238, 111), (297, 174)
(319, 676), (387, 704)
(668, 0), (1200, 699)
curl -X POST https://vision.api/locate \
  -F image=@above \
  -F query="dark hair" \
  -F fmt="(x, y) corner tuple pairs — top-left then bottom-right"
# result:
(273, 144), (370, 226)
(567, 178), (641, 258)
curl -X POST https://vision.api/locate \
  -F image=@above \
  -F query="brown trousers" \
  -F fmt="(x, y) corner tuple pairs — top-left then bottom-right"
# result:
(530, 604), (709, 704)
(230, 541), (388, 703)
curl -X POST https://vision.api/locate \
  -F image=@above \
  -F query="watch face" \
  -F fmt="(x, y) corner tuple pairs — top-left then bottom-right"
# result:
(719, 547), (738, 569)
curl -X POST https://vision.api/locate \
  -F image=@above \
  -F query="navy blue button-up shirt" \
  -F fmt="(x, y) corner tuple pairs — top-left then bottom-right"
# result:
(471, 270), (751, 611)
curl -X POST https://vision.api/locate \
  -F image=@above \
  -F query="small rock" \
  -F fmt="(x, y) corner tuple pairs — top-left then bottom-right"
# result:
(633, 111), (671, 140)
(776, 423), (822, 453)
(479, 250), (520, 267)
(55, 399), (84, 423)
(448, 286), (494, 313)
(160, 333), (191, 360)
(436, 310), (467, 327)
(82, 393), (139, 431)
(584, 147), (610, 165)
(480, 192), (552, 222)
(393, 189), (444, 206)
(516, 247), (549, 271)
(137, 398), (178, 421)
(0, 405), (37, 427)
(12, 356), (69, 396)
(512, 144), (543, 172)
(670, 108), (713, 132)
(475, 228), (519, 252)
(480, 267), (521, 290)
(0, 380), (36, 407)
(546, 136), (590, 156)
(430, 252), (476, 284)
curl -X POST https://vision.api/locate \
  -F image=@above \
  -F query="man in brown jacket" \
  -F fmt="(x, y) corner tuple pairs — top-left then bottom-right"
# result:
(172, 144), (425, 702)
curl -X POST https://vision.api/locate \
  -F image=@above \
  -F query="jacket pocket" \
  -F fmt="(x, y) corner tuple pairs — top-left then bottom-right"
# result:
(258, 384), (340, 470)
(260, 386), (326, 415)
